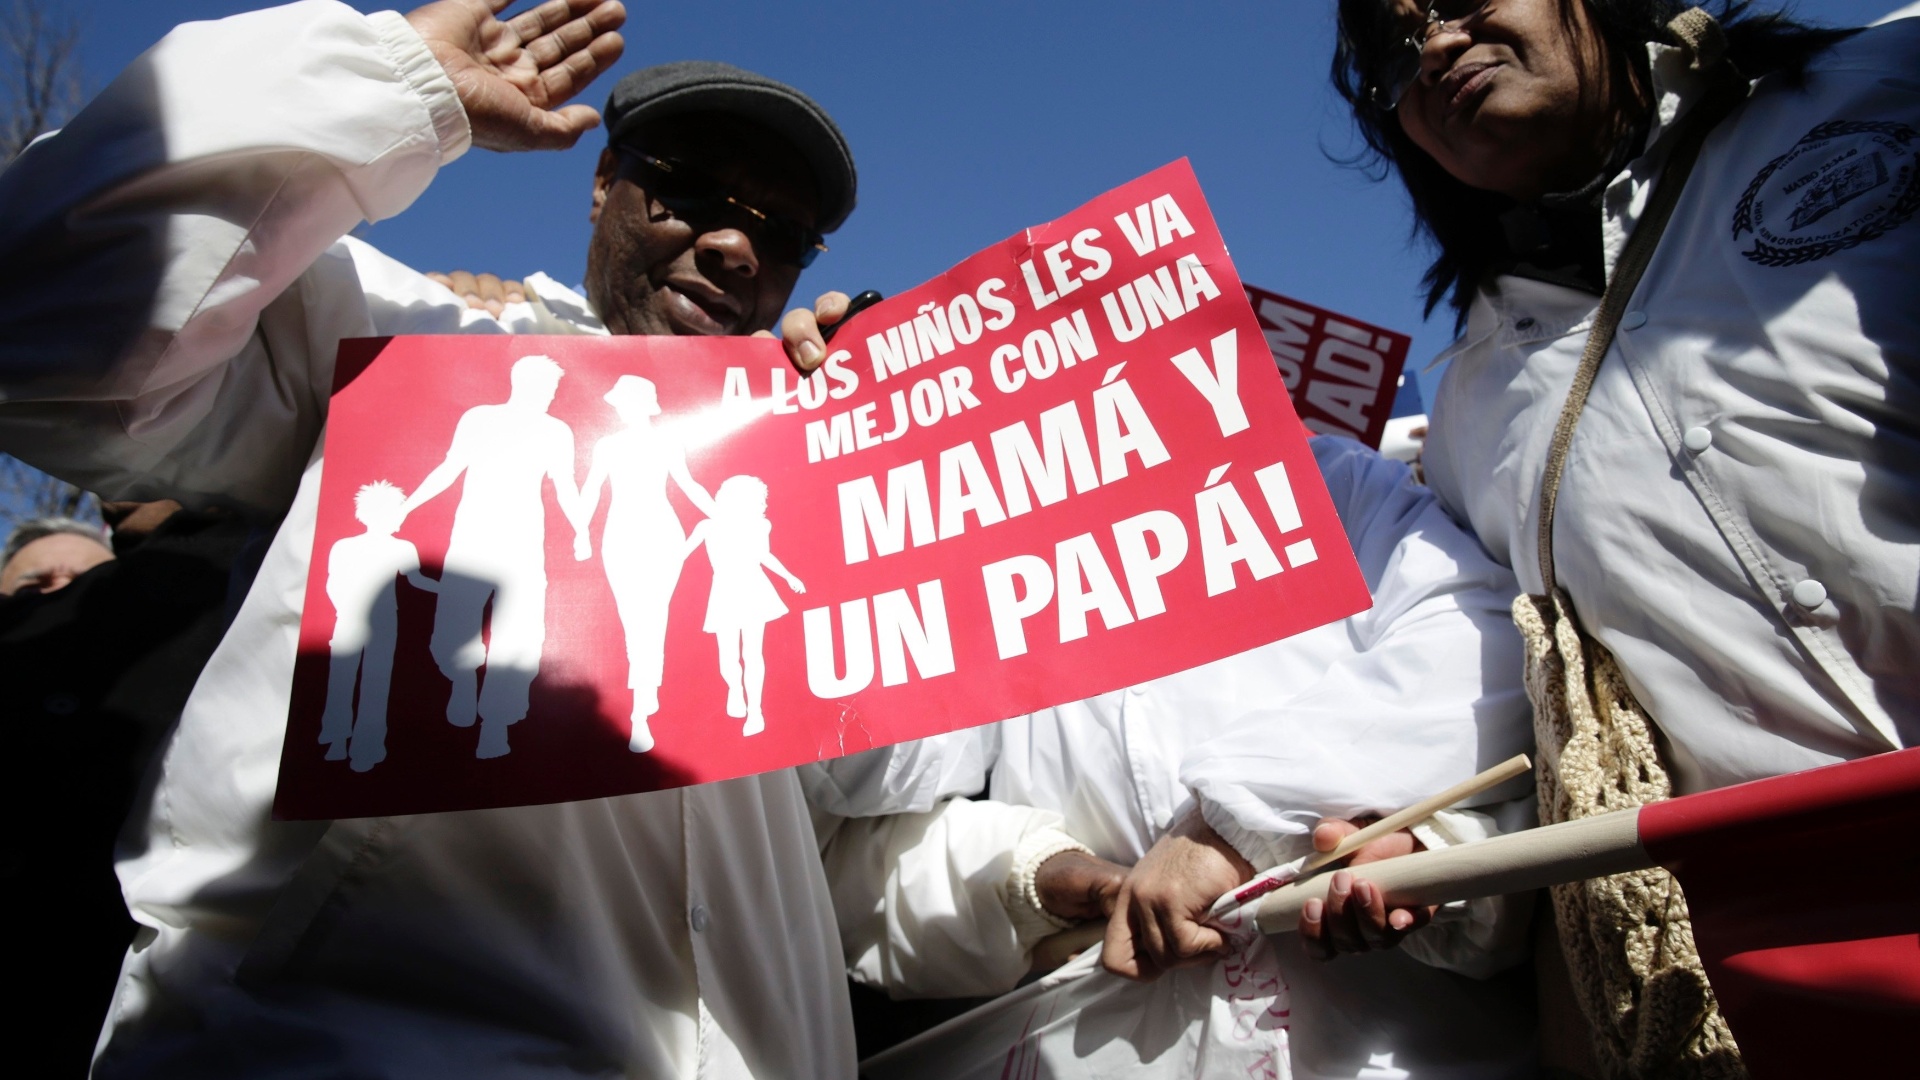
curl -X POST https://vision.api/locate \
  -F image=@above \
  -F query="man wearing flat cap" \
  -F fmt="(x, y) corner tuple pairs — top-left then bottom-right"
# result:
(0, 0), (864, 1075)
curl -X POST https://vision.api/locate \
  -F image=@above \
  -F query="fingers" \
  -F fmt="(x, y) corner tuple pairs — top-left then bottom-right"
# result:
(781, 306), (828, 371)
(1319, 871), (1366, 958)
(1105, 885), (1226, 982)
(530, 7), (626, 105)
(1346, 826), (1424, 867)
(1301, 872), (1434, 962)
(1351, 880), (1431, 948)
(1311, 817), (1359, 854)
(473, 272), (521, 299)
(536, 33), (625, 111)
(813, 290), (852, 326)
(1299, 896), (1329, 958)
(505, 0), (618, 45)
(1036, 851), (1127, 924)
(525, 102), (606, 150)
(1100, 885), (1145, 979)
(1386, 902), (1433, 935)
(777, 291), (851, 371)
(471, 273), (523, 316)
(430, 272), (524, 315)
(1157, 904), (1228, 967)
(523, 1), (623, 72)
(435, 270), (480, 304)
(1126, 897), (1169, 981)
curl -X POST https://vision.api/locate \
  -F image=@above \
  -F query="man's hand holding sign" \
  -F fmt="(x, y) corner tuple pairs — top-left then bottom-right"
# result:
(278, 160), (1371, 820)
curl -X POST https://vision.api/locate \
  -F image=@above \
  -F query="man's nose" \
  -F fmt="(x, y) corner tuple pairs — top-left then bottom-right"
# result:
(697, 225), (761, 279)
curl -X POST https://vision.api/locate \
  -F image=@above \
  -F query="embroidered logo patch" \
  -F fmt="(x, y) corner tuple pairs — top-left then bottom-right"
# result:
(1732, 120), (1919, 267)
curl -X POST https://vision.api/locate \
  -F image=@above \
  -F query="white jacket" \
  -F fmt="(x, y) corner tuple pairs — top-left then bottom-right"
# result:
(0, 3), (854, 1075)
(1423, 20), (1920, 795)
(807, 438), (1539, 1080)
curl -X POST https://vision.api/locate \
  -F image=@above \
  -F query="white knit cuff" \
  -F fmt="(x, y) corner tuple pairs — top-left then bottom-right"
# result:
(1004, 828), (1095, 947)
(369, 9), (472, 163)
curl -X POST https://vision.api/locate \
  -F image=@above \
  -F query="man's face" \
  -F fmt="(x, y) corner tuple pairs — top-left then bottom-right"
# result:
(0, 532), (114, 597)
(1390, 0), (1623, 200)
(584, 112), (821, 338)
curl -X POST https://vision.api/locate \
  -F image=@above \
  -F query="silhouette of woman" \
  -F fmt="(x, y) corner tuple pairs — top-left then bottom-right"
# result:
(577, 375), (715, 752)
(684, 476), (804, 736)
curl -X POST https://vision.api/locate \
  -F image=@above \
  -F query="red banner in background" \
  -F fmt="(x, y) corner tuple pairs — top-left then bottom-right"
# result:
(274, 159), (1372, 820)
(1243, 284), (1411, 450)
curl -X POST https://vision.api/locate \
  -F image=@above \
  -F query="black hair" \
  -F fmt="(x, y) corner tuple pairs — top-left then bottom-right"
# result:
(1331, 1), (1860, 323)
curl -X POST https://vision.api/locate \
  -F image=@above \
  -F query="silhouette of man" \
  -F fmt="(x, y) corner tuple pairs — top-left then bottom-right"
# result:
(402, 354), (585, 759)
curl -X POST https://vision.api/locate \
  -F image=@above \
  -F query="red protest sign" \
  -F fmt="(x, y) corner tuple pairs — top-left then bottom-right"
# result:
(1243, 283), (1411, 450)
(274, 159), (1371, 819)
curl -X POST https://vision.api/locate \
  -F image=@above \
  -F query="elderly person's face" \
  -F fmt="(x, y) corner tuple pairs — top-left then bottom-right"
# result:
(1389, 0), (1627, 200)
(585, 113), (820, 338)
(0, 532), (114, 597)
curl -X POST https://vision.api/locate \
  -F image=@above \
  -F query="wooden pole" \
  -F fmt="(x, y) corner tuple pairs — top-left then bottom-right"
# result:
(1252, 806), (1651, 934)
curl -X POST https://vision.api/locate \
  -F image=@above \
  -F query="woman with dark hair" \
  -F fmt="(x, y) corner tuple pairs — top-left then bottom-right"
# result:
(1323, 1), (1918, 1077)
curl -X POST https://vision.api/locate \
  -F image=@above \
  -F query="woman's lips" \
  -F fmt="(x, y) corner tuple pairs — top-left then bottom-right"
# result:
(1441, 61), (1502, 118)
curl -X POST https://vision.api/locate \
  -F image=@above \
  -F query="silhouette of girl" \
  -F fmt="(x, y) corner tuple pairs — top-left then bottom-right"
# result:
(684, 476), (803, 736)
(577, 375), (715, 753)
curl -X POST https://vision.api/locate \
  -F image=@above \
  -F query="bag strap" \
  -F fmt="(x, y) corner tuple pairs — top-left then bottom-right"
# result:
(1534, 8), (1746, 595)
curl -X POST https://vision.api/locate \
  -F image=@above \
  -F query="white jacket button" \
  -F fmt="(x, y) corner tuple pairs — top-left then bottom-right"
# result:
(1792, 579), (1828, 609)
(1683, 426), (1714, 453)
(1620, 311), (1648, 331)
(691, 905), (710, 932)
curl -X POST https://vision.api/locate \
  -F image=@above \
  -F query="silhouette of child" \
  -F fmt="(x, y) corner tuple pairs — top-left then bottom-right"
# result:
(683, 476), (803, 736)
(321, 480), (439, 771)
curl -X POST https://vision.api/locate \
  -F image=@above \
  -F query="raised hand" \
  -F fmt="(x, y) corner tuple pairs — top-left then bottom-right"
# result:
(405, 0), (626, 152)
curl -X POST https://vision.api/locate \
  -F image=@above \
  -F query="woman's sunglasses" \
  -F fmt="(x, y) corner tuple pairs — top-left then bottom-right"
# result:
(1368, 0), (1493, 111)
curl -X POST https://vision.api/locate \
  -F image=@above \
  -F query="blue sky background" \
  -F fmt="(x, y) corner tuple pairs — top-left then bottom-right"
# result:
(3, 0), (1905, 535)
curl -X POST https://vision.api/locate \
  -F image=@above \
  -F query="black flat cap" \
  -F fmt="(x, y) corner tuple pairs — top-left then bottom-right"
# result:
(604, 61), (857, 233)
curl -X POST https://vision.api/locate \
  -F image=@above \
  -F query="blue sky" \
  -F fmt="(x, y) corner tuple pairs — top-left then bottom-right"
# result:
(56, 0), (1911, 386)
(5, 0), (1904, 536)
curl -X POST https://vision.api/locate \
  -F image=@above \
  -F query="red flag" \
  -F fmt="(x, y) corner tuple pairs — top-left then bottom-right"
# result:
(1639, 747), (1920, 1077)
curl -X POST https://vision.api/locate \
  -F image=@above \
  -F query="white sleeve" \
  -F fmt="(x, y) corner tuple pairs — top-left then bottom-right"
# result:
(798, 726), (1000, 818)
(1182, 438), (1536, 975)
(0, 1), (466, 510)
(818, 796), (1079, 1000)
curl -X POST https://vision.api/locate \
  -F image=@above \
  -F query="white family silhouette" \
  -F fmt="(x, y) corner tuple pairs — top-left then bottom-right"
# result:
(318, 357), (804, 770)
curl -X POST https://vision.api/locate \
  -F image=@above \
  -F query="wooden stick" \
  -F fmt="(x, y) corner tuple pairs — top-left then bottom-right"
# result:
(1296, 752), (1533, 875)
(1252, 805), (1650, 933)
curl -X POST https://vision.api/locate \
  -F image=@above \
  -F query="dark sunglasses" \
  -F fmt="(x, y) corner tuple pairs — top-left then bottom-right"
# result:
(615, 148), (828, 269)
(1367, 0), (1492, 111)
